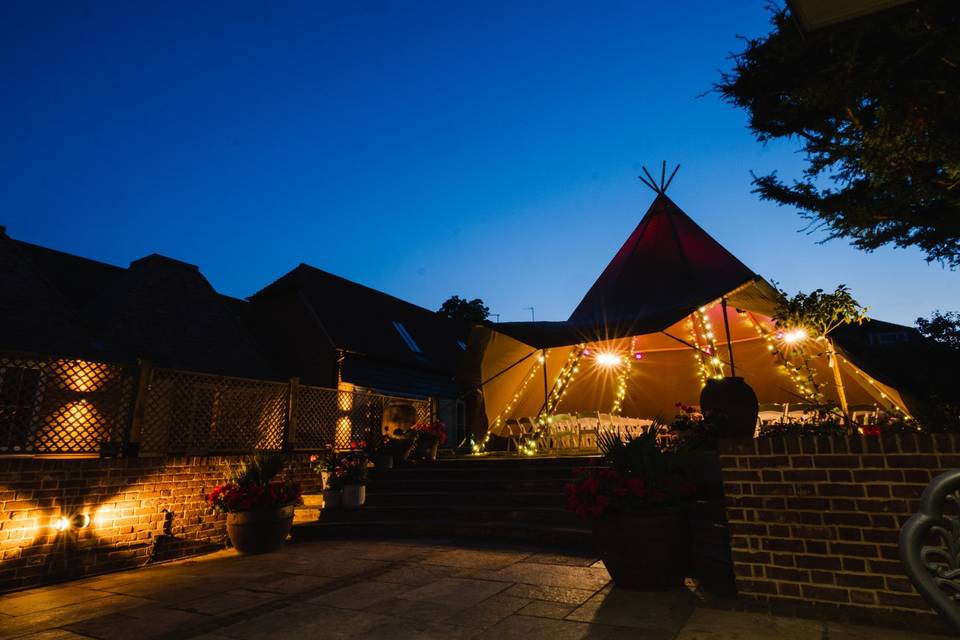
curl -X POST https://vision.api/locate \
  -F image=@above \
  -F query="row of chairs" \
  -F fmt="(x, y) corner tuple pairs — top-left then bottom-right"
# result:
(758, 403), (884, 426)
(501, 412), (658, 452)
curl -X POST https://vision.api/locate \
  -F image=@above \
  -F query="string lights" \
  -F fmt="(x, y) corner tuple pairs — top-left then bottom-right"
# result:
(837, 355), (916, 423)
(472, 353), (544, 453)
(610, 337), (636, 416)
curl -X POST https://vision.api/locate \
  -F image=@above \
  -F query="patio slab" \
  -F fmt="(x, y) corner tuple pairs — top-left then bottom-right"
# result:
(0, 539), (949, 639)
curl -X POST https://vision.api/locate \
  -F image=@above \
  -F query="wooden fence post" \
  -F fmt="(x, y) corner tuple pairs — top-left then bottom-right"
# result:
(285, 377), (299, 450)
(126, 358), (154, 456)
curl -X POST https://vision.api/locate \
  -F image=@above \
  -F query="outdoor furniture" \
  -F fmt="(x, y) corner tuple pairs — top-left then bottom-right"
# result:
(579, 417), (600, 449)
(504, 418), (523, 452)
(757, 411), (784, 425)
(899, 468), (960, 632)
(550, 417), (578, 450)
(850, 404), (879, 425)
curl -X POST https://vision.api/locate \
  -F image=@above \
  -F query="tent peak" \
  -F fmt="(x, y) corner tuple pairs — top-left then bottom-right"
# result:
(638, 161), (680, 195)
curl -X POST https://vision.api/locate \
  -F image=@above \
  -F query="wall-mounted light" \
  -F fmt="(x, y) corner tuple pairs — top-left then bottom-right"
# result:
(52, 513), (90, 532)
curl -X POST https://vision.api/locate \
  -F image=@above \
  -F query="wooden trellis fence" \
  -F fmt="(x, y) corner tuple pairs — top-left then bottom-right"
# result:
(0, 350), (432, 456)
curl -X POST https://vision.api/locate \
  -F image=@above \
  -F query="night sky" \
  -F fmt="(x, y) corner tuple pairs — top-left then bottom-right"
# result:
(2, 1), (956, 325)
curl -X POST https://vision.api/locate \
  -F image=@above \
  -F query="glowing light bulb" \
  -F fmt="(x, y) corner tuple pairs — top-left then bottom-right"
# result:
(595, 352), (623, 367)
(782, 328), (808, 344)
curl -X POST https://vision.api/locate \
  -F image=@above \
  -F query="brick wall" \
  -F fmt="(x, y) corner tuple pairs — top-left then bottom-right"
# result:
(0, 454), (321, 593)
(720, 434), (958, 621)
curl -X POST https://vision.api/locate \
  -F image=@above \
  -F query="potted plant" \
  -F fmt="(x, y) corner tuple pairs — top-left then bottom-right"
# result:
(369, 436), (396, 469)
(565, 430), (695, 590)
(333, 449), (369, 508)
(208, 452), (303, 554)
(310, 451), (341, 509)
(410, 420), (446, 461)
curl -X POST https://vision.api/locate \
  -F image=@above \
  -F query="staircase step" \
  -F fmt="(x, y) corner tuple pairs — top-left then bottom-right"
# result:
(364, 491), (566, 508)
(369, 478), (573, 493)
(317, 505), (580, 526)
(292, 518), (593, 551)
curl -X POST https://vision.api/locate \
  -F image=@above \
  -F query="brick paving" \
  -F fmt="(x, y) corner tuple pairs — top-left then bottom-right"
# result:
(0, 540), (949, 639)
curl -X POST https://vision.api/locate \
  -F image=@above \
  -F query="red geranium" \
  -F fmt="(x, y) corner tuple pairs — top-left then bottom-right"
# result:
(564, 466), (695, 520)
(207, 480), (302, 514)
(412, 420), (447, 445)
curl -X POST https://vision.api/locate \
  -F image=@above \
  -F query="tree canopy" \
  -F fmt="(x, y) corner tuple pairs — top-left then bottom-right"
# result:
(437, 295), (490, 324)
(717, 2), (960, 266)
(916, 309), (960, 349)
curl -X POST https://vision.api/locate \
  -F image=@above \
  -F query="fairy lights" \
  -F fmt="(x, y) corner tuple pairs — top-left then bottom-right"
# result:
(610, 337), (636, 416)
(838, 355), (916, 423)
(472, 353), (545, 453)
(746, 312), (825, 403)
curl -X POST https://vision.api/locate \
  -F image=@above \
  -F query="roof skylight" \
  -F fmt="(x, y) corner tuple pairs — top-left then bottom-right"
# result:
(392, 320), (423, 354)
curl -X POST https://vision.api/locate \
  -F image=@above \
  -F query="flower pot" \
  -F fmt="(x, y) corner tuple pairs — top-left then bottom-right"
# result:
(699, 376), (758, 438)
(416, 435), (439, 461)
(225, 505), (295, 555)
(322, 488), (341, 509)
(320, 470), (331, 490)
(342, 484), (366, 508)
(591, 507), (690, 590)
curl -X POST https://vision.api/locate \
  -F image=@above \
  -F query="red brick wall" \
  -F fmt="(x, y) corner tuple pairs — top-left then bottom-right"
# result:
(0, 454), (321, 593)
(720, 434), (957, 619)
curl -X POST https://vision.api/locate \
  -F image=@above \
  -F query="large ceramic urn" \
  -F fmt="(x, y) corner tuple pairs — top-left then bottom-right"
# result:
(226, 504), (295, 554)
(699, 376), (758, 438)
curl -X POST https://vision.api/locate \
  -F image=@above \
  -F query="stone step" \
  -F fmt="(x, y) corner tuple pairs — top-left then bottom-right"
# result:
(416, 455), (600, 469)
(364, 491), (566, 508)
(317, 504), (581, 527)
(368, 478), (573, 493)
(291, 518), (593, 551)
(368, 467), (585, 483)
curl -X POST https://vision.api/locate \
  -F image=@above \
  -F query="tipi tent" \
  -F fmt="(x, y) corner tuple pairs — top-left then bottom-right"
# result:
(467, 191), (911, 445)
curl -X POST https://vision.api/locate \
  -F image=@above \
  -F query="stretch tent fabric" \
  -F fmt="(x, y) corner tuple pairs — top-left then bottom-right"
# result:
(467, 194), (909, 436)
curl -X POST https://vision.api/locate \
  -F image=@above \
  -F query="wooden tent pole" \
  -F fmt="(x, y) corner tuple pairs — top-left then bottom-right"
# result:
(541, 349), (549, 415)
(826, 337), (852, 433)
(721, 297), (736, 377)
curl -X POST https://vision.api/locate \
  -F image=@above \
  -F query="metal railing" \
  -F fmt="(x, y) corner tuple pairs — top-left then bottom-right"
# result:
(0, 350), (431, 456)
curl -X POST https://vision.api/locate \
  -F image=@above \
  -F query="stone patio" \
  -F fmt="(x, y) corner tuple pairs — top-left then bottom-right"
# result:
(0, 540), (949, 640)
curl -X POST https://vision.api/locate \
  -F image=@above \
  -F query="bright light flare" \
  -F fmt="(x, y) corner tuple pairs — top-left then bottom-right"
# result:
(782, 328), (809, 345)
(595, 352), (623, 367)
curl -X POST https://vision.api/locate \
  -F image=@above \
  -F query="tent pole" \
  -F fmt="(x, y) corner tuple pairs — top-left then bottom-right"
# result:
(826, 337), (853, 433)
(541, 348), (549, 415)
(721, 297), (736, 377)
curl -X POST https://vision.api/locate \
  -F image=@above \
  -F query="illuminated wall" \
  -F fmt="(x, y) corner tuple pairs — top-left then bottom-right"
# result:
(0, 454), (321, 593)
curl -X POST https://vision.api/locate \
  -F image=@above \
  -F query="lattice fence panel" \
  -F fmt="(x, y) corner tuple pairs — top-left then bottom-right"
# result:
(292, 385), (338, 450)
(0, 352), (135, 454)
(140, 368), (287, 454)
(291, 386), (431, 451)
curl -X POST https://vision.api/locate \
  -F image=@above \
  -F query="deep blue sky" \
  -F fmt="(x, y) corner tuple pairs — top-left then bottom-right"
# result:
(2, 1), (956, 325)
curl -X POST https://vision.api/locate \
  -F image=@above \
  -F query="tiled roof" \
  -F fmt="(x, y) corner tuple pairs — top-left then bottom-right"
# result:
(250, 263), (468, 376)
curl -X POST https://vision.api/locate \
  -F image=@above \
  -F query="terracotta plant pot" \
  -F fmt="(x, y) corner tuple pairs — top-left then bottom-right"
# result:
(322, 488), (341, 509)
(225, 505), (295, 555)
(591, 507), (690, 590)
(342, 484), (366, 508)
(699, 376), (758, 438)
